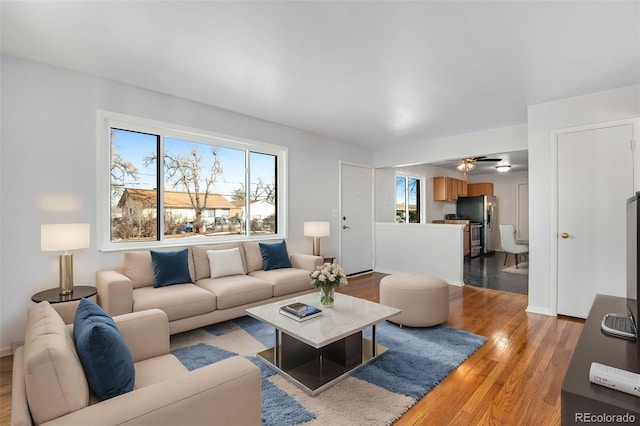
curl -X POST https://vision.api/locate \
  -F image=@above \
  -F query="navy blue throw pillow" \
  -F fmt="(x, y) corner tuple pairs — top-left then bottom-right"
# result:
(150, 248), (192, 288)
(259, 240), (292, 270)
(73, 298), (135, 400)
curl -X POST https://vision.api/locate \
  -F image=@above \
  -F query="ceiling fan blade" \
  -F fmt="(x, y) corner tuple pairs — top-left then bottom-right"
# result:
(475, 157), (502, 162)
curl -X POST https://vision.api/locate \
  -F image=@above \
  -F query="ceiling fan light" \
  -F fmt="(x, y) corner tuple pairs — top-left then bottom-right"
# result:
(456, 160), (476, 172)
(496, 165), (511, 172)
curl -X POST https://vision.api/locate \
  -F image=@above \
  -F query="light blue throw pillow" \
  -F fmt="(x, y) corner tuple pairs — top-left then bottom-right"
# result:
(73, 298), (135, 400)
(150, 248), (192, 287)
(259, 240), (292, 270)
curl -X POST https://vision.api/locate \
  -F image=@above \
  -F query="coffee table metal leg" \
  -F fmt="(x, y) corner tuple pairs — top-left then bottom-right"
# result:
(372, 324), (377, 356)
(275, 329), (281, 366)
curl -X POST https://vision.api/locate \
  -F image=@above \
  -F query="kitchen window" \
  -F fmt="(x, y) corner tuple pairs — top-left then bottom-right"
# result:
(396, 174), (421, 223)
(98, 111), (287, 251)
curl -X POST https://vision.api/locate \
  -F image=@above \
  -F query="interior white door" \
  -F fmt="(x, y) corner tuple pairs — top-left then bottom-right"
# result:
(557, 123), (634, 318)
(340, 163), (374, 275)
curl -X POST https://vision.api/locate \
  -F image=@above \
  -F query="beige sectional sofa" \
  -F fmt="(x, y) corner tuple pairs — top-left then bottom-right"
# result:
(96, 241), (323, 334)
(11, 301), (261, 426)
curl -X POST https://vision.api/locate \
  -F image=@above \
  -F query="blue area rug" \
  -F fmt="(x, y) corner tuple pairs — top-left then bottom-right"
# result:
(170, 317), (485, 426)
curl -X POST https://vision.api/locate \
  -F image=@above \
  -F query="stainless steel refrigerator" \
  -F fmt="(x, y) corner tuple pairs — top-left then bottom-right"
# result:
(456, 195), (498, 254)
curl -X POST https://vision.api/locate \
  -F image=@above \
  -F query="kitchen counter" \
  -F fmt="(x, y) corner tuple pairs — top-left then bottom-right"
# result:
(432, 219), (470, 225)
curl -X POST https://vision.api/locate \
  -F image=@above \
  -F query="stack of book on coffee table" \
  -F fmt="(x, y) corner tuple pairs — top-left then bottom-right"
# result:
(279, 302), (322, 321)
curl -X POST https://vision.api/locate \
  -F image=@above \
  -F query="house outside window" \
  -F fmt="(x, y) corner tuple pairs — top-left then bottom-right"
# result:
(98, 111), (287, 250)
(396, 174), (421, 223)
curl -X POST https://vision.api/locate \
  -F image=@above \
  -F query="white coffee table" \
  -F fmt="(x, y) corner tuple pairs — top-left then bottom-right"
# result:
(246, 292), (401, 396)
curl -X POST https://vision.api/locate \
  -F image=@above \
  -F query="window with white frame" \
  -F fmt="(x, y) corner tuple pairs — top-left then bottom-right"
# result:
(98, 111), (287, 250)
(396, 174), (421, 223)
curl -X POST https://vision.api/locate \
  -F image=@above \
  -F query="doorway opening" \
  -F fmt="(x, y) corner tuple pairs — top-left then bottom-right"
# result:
(464, 253), (528, 295)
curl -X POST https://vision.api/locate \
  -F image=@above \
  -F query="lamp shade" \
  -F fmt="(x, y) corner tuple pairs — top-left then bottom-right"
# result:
(41, 223), (90, 251)
(304, 221), (330, 237)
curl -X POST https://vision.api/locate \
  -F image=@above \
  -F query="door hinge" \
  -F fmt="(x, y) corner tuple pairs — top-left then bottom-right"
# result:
(632, 139), (636, 151)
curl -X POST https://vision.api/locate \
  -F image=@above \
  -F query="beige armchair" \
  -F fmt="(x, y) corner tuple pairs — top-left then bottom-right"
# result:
(11, 301), (261, 426)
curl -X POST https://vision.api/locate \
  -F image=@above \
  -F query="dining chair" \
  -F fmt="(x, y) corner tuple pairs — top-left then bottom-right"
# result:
(499, 224), (529, 268)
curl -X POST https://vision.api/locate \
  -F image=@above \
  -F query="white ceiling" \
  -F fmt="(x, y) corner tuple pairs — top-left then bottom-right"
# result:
(2, 1), (638, 161)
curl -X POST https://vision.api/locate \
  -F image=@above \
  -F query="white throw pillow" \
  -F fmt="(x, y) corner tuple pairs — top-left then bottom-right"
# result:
(207, 248), (245, 278)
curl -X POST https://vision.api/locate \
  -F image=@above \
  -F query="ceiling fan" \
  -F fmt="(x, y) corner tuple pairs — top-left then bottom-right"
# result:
(456, 156), (503, 177)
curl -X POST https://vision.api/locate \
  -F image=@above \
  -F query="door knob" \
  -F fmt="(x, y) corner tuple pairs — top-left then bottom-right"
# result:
(561, 233), (569, 239)
(342, 225), (351, 230)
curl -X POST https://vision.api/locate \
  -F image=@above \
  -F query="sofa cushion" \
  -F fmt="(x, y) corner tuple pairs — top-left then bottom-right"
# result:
(124, 251), (156, 288)
(133, 284), (216, 321)
(249, 268), (314, 297)
(196, 275), (272, 309)
(259, 240), (292, 270)
(242, 242), (264, 273)
(207, 247), (246, 278)
(73, 298), (135, 400)
(124, 250), (195, 288)
(151, 249), (193, 287)
(23, 302), (89, 425)
(192, 243), (247, 280)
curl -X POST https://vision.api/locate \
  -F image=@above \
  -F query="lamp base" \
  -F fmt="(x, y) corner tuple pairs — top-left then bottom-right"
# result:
(59, 253), (74, 295)
(312, 237), (321, 257)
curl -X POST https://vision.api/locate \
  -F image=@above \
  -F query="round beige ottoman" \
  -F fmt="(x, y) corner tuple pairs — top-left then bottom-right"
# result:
(379, 274), (449, 327)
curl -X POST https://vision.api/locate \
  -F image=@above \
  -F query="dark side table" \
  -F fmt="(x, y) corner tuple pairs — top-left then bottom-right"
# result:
(31, 286), (98, 324)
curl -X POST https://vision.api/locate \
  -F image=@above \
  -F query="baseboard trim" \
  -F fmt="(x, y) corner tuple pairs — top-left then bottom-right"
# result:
(526, 305), (555, 316)
(1, 340), (24, 357)
(347, 270), (373, 278)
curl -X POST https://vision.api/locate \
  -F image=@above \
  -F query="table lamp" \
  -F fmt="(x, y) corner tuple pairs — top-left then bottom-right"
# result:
(41, 223), (90, 295)
(303, 221), (330, 256)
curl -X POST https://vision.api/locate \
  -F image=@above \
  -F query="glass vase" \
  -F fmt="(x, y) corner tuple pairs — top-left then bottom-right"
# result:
(320, 287), (335, 308)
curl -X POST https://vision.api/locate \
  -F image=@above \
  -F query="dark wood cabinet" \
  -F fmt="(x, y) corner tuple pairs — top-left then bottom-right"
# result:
(561, 295), (640, 425)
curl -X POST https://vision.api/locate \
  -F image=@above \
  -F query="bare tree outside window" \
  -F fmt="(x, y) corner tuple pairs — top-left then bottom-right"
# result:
(105, 117), (282, 247)
(146, 139), (223, 233)
(231, 178), (275, 203)
(250, 152), (277, 234)
(396, 175), (420, 223)
(110, 129), (157, 242)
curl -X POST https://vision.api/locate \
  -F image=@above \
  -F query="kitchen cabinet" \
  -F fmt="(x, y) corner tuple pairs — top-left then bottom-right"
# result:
(467, 182), (494, 196)
(458, 179), (468, 197)
(432, 220), (470, 256)
(433, 176), (467, 201)
(463, 225), (470, 256)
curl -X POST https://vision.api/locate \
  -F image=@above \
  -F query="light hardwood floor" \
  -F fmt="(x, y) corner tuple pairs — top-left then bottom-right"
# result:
(0, 272), (583, 426)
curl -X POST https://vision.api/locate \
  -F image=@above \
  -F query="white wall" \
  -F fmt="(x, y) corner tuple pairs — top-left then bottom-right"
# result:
(375, 223), (464, 285)
(0, 55), (373, 353)
(527, 84), (640, 316)
(373, 124), (528, 168)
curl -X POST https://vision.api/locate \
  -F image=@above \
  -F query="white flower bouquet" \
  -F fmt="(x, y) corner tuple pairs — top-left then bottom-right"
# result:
(310, 263), (348, 307)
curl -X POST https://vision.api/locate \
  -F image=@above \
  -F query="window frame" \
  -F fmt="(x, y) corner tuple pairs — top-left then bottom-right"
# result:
(97, 110), (288, 251)
(395, 173), (422, 224)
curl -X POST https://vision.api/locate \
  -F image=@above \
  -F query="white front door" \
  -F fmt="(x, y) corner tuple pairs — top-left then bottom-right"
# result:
(556, 122), (635, 318)
(340, 162), (374, 275)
